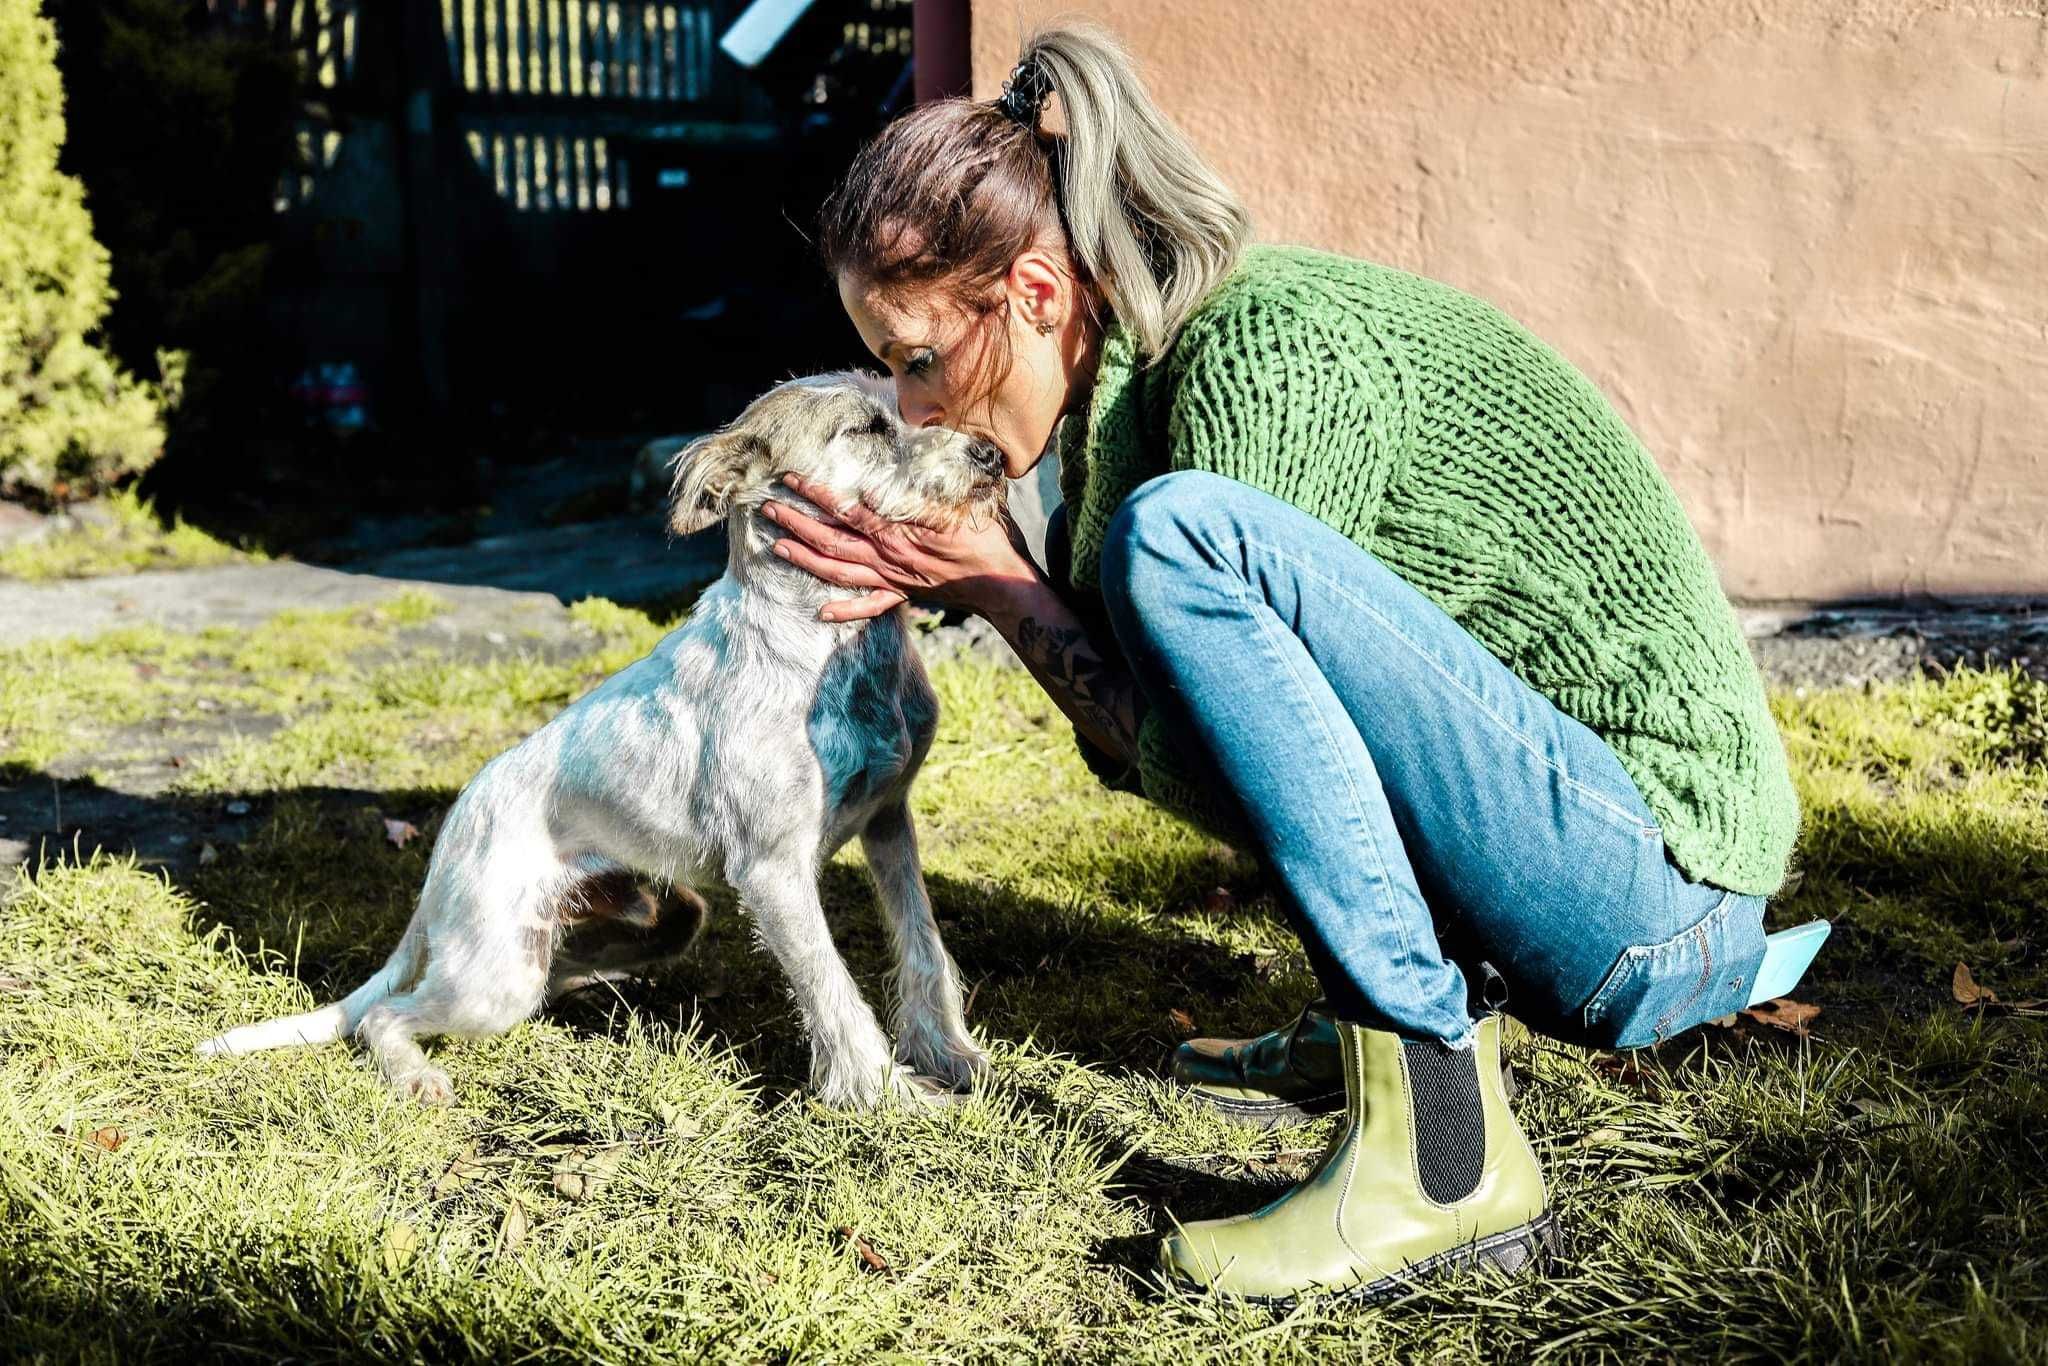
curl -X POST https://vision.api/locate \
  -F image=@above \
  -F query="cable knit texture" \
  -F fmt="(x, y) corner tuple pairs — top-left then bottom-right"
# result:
(1059, 244), (1798, 895)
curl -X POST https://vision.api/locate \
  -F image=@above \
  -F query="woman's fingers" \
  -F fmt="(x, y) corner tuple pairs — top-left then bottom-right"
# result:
(820, 589), (907, 623)
(763, 498), (884, 567)
(778, 466), (933, 536)
(771, 534), (893, 590)
(781, 473), (895, 536)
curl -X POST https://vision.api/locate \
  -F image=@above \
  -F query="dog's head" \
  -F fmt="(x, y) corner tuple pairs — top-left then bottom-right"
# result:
(667, 372), (1004, 541)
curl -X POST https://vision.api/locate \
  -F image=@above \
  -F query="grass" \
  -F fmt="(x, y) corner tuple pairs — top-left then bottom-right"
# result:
(1, 595), (2044, 1361)
(0, 488), (260, 582)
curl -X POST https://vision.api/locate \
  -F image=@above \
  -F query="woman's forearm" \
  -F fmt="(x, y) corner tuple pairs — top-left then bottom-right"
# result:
(978, 575), (1145, 765)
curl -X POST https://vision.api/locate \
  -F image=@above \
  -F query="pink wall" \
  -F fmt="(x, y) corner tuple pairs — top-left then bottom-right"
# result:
(965, 1), (2048, 602)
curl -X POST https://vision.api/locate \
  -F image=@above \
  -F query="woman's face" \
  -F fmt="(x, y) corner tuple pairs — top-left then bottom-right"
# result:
(837, 253), (1097, 480)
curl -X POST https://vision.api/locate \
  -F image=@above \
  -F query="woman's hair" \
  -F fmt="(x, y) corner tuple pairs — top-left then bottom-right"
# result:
(818, 20), (1249, 376)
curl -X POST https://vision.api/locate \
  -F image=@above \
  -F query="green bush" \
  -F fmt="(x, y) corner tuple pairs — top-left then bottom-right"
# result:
(0, 0), (165, 499)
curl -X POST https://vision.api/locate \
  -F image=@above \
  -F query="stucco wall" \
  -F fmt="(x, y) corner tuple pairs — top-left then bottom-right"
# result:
(968, 1), (2048, 603)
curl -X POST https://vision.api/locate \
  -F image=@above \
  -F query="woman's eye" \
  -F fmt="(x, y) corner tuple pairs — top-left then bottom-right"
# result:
(904, 349), (935, 377)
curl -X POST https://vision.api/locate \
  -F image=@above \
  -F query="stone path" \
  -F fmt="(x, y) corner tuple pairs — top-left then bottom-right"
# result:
(350, 515), (723, 608)
(0, 560), (574, 648)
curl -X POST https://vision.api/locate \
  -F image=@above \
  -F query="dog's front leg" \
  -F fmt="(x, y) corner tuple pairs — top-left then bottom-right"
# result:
(730, 857), (943, 1110)
(861, 802), (990, 1090)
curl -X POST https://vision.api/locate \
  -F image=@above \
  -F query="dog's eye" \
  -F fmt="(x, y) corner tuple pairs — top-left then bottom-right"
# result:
(840, 414), (893, 442)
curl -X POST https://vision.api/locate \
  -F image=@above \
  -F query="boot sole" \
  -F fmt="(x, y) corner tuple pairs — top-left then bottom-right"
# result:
(1175, 1084), (1345, 1130)
(1227, 1212), (1559, 1308)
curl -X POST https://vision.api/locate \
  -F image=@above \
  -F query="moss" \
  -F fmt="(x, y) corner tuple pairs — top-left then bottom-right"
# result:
(0, 488), (258, 581)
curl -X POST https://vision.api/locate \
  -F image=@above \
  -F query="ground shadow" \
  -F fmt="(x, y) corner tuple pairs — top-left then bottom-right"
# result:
(0, 772), (1283, 1094)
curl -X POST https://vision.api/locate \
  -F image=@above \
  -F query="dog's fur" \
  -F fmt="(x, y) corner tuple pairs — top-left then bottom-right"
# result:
(197, 374), (1004, 1109)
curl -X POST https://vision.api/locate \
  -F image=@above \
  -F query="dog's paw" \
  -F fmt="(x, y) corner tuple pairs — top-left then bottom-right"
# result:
(885, 1066), (966, 1110)
(395, 1065), (455, 1108)
(814, 1060), (959, 1112)
(895, 1024), (991, 1092)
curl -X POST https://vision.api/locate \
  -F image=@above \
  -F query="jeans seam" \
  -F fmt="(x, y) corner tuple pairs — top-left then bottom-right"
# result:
(1238, 537), (1659, 840)
(1223, 568), (1430, 1018)
(1654, 895), (1725, 1041)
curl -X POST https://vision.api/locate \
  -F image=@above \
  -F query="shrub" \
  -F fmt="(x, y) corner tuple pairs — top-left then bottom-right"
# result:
(0, 0), (164, 499)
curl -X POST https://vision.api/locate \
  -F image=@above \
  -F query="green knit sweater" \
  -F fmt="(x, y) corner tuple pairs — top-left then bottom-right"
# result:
(1058, 245), (1798, 895)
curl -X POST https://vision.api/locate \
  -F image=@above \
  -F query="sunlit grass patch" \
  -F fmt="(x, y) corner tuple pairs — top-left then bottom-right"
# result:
(2, 602), (2044, 1358)
(0, 487), (261, 582)
(0, 591), (453, 781)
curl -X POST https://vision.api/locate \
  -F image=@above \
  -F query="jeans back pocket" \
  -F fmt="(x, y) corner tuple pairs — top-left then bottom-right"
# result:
(1581, 890), (1768, 1049)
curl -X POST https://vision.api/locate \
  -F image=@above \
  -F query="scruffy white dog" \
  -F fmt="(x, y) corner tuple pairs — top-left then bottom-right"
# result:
(199, 374), (1001, 1109)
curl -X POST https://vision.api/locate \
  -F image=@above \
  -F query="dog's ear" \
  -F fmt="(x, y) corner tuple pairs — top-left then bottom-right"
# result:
(668, 429), (766, 536)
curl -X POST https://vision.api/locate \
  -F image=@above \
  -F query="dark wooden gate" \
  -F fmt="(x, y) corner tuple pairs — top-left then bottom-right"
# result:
(206, 0), (910, 441)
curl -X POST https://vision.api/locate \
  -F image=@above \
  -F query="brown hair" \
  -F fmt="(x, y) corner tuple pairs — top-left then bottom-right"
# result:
(818, 20), (1250, 405)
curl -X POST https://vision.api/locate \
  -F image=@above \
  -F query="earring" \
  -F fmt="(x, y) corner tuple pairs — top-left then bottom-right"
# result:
(1035, 319), (1057, 336)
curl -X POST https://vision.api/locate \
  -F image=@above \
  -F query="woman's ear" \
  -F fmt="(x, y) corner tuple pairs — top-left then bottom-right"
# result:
(668, 430), (767, 536)
(1006, 249), (1069, 332)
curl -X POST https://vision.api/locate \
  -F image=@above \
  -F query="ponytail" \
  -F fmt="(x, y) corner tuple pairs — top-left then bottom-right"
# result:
(1014, 22), (1250, 357)
(820, 20), (1248, 368)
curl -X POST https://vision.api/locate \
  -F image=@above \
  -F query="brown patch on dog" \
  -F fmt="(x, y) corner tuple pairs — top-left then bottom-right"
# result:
(555, 872), (704, 931)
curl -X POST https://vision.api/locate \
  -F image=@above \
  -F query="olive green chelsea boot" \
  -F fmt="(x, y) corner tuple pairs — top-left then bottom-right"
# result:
(1158, 1015), (1553, 1304)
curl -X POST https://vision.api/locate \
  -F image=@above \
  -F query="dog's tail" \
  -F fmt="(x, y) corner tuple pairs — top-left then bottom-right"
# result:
(195, 932), (422, 1058)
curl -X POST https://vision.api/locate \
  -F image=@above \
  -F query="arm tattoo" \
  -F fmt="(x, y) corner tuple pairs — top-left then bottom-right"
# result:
(1014, 616), (1144, 763)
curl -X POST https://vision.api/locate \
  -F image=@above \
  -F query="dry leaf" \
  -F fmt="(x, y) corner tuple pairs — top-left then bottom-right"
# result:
(0, 972), (31, 996)
(198, 843), (219, 866)
(1573, 1126), (1625, 1149)
(381, 1221), (419, 1274)
(551, 1143), (628, 1200)
(88, 1126), (127, 1152)
(1168, 1007), (1196, 1036)
(1952, 961), (1997, 1007)
(430, 1146), (488, 1199)
(837, 1226), (889, 1273)
(1199, 886), (1236, 916)
(496, 1198), (528, 1256)
(134, 663), (161, 681)
(384, 818), (420, 850)
(1741, 997), (1821, 1036)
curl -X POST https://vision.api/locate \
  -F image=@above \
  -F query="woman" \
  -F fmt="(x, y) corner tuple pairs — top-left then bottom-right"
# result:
(762, 21), (1810, 1302)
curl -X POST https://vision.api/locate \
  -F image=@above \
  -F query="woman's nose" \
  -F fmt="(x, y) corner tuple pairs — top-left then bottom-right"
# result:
(897, 393), (944, 429)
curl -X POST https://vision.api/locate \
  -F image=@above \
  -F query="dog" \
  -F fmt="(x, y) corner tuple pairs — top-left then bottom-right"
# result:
(198, 374), (1004, 1109)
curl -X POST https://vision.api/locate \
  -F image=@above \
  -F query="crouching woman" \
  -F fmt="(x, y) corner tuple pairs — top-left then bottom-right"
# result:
(761, 21), (1806, 1303)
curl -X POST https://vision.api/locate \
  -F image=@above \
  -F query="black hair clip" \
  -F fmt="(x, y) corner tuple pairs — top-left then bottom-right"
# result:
(995, 55), (1053, 128)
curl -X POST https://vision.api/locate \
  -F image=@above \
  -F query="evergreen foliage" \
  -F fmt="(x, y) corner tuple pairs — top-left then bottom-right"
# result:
(0, 0), (165, 498)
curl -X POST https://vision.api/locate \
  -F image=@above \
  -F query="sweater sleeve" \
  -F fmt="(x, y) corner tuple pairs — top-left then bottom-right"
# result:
(1162, 286), (1411, 550)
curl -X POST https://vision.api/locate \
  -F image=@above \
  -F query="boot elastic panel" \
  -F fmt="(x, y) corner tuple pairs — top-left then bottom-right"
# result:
(1404, 1040), (1485, 1204)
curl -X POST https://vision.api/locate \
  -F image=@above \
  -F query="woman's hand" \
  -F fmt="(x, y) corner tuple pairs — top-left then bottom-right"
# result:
(761, 473), (1039, 623)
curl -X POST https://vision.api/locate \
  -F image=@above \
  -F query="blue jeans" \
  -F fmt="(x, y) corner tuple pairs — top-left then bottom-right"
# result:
(1090, 471), (1767, 1050)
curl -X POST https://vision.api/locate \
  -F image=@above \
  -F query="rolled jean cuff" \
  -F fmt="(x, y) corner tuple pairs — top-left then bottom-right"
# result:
(1579, 889), (1768, 1049)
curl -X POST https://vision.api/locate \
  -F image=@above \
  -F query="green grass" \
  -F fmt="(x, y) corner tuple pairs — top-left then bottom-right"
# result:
(0, 488), (261, 582)
(2, 598), (2044, 1361)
